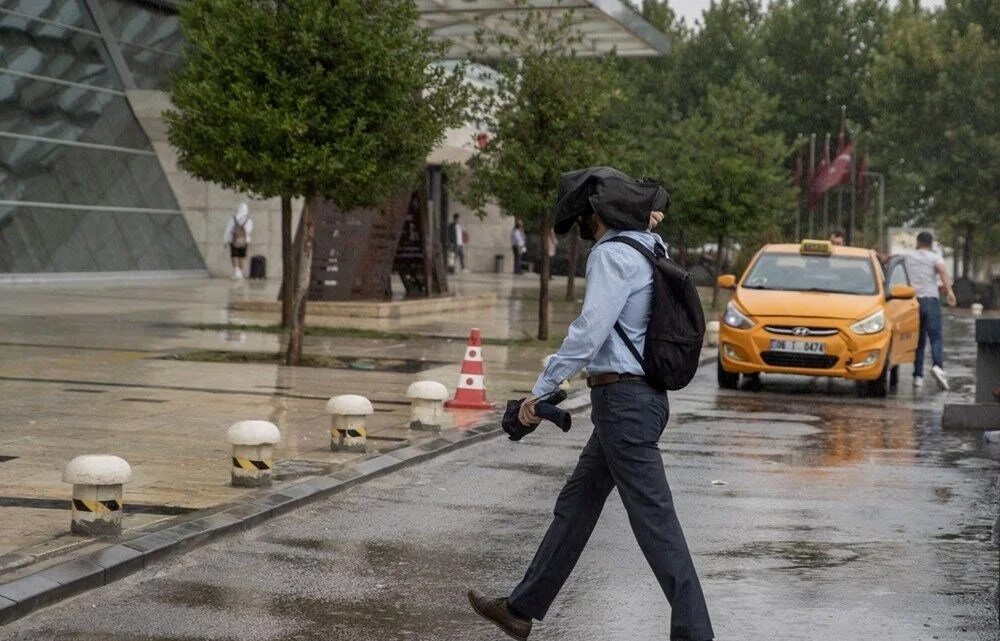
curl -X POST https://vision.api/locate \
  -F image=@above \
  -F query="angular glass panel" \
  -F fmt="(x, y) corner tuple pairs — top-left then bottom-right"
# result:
(0, 22), (121, 90)
(0, 76), (151, 149)
(96, 0), (181, 54)
(0, 140), (172, 208)
(118, 42), (179, 90)
(0, 1), (97, 32)
(0, 205), (203, 273)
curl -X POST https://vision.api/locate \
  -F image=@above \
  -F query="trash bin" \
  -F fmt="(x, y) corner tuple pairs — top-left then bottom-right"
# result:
(494, 254), (505, 274)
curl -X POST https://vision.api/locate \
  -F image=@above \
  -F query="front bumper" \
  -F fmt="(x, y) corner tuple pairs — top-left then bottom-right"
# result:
(719, 320), (890, 381)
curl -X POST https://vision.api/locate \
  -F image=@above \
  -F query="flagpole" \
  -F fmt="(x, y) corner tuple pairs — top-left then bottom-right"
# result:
(808, 134), (816, 237)
(848, 156), (856, 245)
(822, 133), (830, 235)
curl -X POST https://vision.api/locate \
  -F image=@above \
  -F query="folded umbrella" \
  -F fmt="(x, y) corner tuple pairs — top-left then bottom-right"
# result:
(553, 166), (670, 235)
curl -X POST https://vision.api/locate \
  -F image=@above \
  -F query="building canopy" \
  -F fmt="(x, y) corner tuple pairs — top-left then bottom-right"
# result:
(417, 0), (671, 58)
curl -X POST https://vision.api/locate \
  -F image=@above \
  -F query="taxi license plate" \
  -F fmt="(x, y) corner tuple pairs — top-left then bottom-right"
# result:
(769, 339), (825, 354)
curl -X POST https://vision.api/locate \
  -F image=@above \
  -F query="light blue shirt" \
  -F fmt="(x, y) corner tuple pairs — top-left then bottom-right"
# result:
(532, 229), (665, 397)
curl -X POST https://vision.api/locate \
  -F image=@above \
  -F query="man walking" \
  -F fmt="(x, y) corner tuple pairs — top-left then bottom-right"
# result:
(448, 214), (466, 272)
(511, 219), (526, 274)
(904, 231), (957, 390)
(468, 207), (714, 641)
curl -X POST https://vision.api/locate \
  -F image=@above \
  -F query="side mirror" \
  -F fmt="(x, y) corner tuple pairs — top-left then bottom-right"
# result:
(717, 274), (736, 289)
(888, 284), (916, 300)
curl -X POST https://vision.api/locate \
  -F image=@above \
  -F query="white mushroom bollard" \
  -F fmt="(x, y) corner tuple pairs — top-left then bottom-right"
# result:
(706, 320), (720, 347)
(62, 455), (132, 536)
(226, 420), (281, 488)
(971, 303), (984, 316)
(327, 395), (372, 453)
(406, 381), (448, 431)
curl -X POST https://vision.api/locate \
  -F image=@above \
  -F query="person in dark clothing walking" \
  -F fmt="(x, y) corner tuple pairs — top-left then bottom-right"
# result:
(468, 207), (714, 641)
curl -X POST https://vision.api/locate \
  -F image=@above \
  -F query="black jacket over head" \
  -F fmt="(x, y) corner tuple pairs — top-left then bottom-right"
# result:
(553, 166), (670, 235)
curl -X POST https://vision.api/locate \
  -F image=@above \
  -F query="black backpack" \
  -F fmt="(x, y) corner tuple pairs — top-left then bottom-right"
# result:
(607, 236), (705, 391)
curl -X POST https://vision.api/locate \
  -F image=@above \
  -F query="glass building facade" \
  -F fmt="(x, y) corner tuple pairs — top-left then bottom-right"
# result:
(0, 0), (203, 275)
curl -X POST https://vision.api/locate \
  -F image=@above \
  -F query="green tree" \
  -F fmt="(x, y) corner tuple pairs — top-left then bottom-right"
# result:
(757, 0), (891, 144)
(459, 3), (630, 340)
(867, 8), (1000, 277)
(166, 0), (466, 364)
(660, 78), (795, 306)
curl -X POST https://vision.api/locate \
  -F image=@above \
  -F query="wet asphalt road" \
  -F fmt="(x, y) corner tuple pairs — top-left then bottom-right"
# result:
(4, 316), (999, 641)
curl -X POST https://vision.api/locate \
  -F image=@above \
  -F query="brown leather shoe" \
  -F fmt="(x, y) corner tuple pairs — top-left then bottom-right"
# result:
(467, 588), (532, 641)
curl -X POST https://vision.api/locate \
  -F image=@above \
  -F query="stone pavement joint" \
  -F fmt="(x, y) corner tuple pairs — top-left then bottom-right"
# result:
(0, 400), (564, 627)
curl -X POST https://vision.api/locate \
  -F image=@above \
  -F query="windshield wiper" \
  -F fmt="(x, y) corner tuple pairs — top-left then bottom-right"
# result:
(742, 285), (771, 290)
(796, 287), (864, 295)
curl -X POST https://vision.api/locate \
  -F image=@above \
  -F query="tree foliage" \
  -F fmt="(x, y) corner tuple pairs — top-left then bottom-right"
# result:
(866, 3), (1000, 272)
(458, 3), (629, 339)
(166, 0), (466, 362)
(166, 0), (465, 208)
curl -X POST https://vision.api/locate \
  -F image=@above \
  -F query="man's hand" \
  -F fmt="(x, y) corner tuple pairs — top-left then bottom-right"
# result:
(946, 291), (957, 307)
(648, 210), (664, 230)
(518, 395), (541, 425)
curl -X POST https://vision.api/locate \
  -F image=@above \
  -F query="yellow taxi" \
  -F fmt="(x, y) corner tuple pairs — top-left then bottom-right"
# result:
(716, 240), (920, 397)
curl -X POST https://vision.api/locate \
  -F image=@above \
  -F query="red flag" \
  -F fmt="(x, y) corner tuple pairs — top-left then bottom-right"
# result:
(856, 153), (869, 211)
(815, 143), (854, 194)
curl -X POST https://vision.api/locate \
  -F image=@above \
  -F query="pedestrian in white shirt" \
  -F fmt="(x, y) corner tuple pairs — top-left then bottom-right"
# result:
(448, 214), (466, 272)
(511, 219), (526, 274)
(904, 231), (957, 390)
(224, 202), (253, 280)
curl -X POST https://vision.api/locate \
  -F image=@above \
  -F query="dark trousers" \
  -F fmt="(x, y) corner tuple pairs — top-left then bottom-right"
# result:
(508, 381), (714, 641)
(914, 297), (944, 376)
(512, 246), (523, 274)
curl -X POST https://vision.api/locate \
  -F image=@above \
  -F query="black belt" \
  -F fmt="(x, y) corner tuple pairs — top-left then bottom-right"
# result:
(586, 373), (645, 388)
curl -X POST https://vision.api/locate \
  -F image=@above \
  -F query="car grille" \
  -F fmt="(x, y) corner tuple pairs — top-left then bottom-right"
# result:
(764, 325), (838, 337)
(761, 352), (839, 369)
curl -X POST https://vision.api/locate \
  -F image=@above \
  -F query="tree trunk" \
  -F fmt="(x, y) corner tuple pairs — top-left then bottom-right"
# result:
(677, 228), (687, 268)
(711, 233), (725, 311)
(280, 195), (293, 328)
(962, 222), (974, 280)
(565, 232), (579, 302)
(538, 238), (550, 341)
(285, 194), (318, 366)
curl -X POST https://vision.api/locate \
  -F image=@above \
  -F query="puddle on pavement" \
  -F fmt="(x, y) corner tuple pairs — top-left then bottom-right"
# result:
(478, 461), (573, 479)
(712, 540), (862, 570)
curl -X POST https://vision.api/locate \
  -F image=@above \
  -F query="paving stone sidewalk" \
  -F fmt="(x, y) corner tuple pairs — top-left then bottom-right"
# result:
(0, 273), (577, 581)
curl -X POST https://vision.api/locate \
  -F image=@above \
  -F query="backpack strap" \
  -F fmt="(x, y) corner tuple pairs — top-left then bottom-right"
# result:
(605, 235), (664, 262)
(605, 235), (661, 373)
(613, 321), (645, 372)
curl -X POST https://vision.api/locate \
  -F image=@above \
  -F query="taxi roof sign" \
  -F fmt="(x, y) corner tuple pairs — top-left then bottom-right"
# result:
(800, 239), (833, 255)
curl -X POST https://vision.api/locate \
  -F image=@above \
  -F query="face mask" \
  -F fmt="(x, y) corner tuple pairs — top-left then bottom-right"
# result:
(577, 214), (596, 241)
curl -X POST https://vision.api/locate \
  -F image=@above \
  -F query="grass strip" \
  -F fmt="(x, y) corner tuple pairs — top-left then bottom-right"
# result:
(183, 323), (552, 346)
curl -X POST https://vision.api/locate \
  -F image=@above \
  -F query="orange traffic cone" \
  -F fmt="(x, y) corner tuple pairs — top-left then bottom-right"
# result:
(444, 328), (496, 410)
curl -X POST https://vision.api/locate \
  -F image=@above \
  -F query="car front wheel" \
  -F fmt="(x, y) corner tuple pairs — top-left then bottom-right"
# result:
(717, 357), (740, 389)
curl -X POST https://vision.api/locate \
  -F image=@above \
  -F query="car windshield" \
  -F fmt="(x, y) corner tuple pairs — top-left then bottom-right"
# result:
(742, 253), (878, 295)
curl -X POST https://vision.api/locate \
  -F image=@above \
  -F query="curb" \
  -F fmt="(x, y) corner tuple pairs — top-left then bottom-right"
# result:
(0, 350), (718, 627)
(0, 416), (514, 627)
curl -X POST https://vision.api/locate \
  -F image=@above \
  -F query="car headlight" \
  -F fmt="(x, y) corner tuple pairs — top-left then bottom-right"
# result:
(850, 309), (885, 335)
(723, 302), (754, 329)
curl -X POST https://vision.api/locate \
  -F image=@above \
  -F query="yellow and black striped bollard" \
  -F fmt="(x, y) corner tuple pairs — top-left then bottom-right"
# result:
(62, 455), (133, 536)
(226, 420), (281, 487)
(327, 395), (373, 453)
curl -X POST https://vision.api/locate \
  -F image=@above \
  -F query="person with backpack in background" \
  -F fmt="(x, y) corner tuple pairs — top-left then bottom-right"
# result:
(224, 202), (253, 280)
(468, 168), (713, 641)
